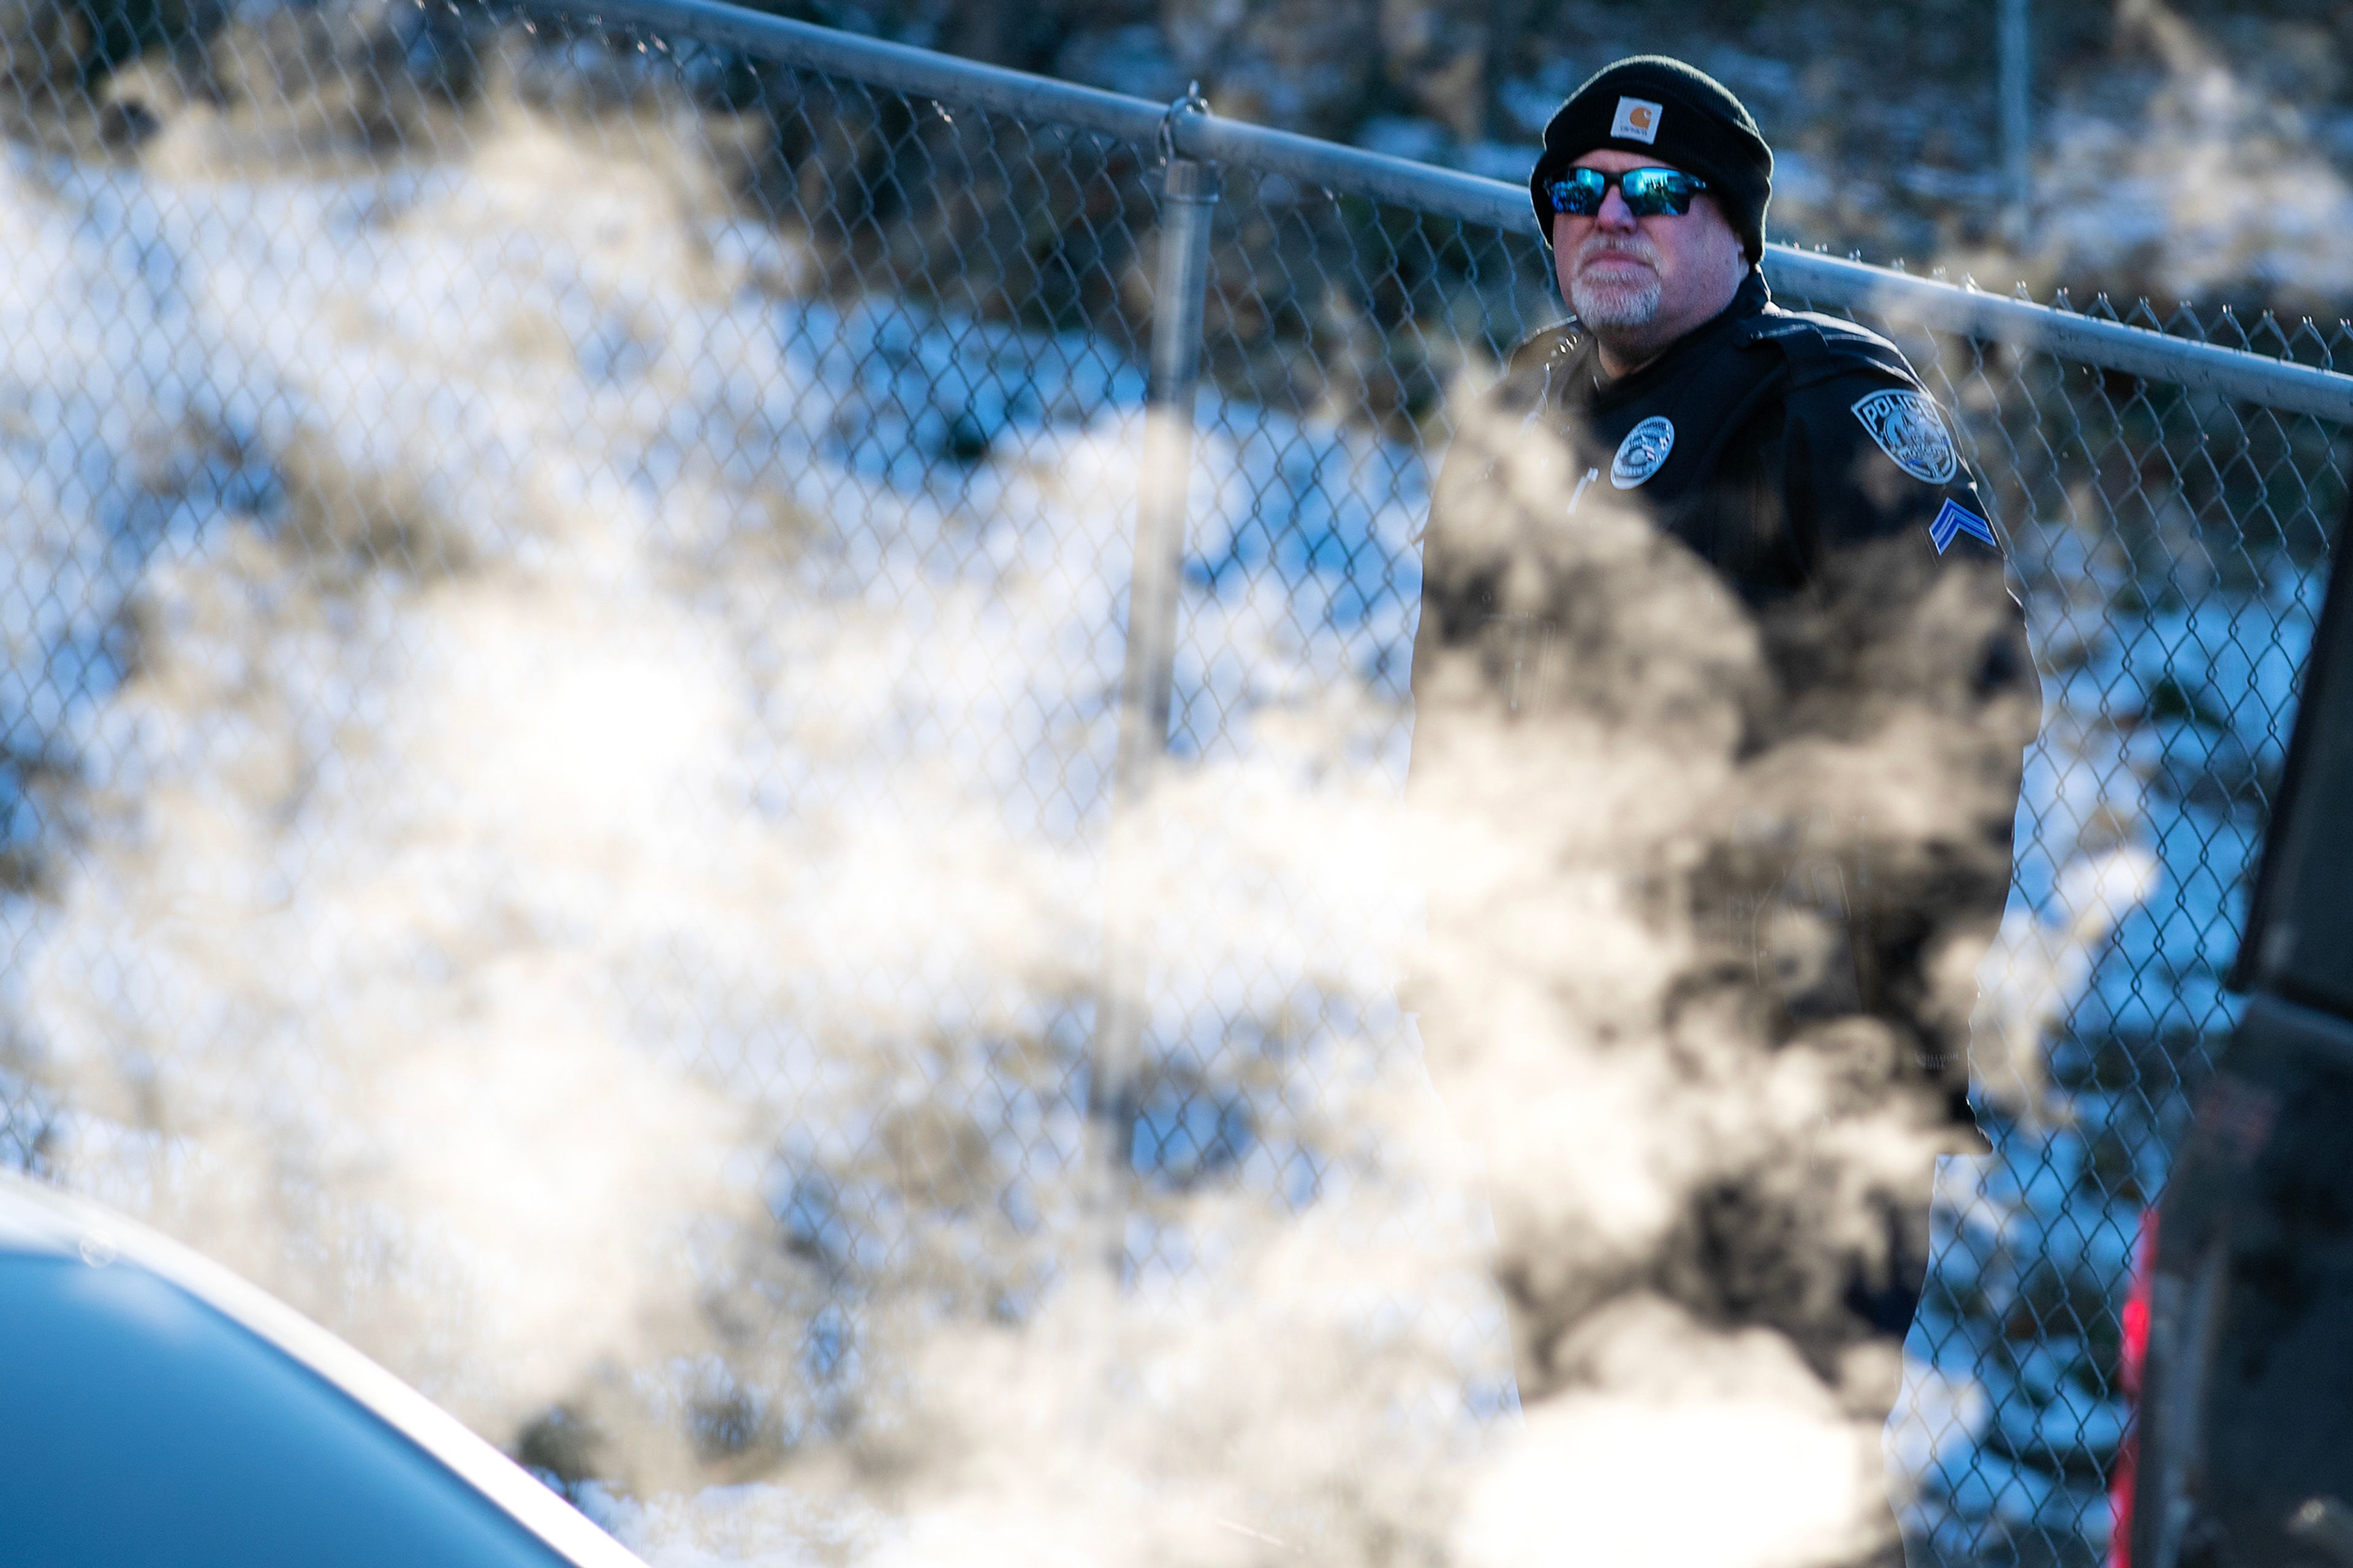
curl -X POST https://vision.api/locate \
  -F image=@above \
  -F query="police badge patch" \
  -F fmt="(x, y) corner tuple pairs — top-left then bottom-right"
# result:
(1610, 416), (1675, 488)
(1851, 388), (1958, 485)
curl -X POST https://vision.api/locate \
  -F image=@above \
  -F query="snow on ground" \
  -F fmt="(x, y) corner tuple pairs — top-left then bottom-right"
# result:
(0, 82), (2302, 1565)
(2033, 21), (2353, 303)
(0, 101), (1460, 1543)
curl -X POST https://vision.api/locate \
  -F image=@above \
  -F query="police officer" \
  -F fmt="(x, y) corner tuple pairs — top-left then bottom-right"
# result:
(1406, 53), (2039, 1537)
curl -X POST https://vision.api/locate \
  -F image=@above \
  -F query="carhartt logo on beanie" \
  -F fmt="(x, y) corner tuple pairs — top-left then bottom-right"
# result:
(1608, 97), (1661, 143)
(1531, 56), (1774, 263)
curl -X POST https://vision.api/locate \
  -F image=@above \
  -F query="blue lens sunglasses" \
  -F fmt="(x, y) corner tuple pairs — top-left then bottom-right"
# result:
(1544, 166), (1710, 219)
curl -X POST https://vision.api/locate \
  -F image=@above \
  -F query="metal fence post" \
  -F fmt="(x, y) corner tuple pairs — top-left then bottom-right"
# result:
(1999, 0), (2032, 248)
(1091, 146), (1219, 1273)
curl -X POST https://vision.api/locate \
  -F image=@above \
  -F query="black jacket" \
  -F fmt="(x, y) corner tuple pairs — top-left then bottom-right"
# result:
(1408, 271), (2037, 1142)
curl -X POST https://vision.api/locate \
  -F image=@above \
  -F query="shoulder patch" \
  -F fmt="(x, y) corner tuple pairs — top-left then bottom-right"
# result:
(1851, 388), (1958, 485)
(1610, 416), (1675, 488)
(1930, 498), (1999, 555)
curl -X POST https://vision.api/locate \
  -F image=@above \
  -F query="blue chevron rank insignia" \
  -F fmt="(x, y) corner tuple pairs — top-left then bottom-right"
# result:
(1929, 498), (1998, 555)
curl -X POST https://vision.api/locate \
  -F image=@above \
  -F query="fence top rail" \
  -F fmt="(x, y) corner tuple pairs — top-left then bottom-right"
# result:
(1761, 251), (2353, 424)
(525, 0), (2353, 425)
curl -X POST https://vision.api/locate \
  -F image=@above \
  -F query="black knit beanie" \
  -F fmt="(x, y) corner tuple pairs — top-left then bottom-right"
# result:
(1530, 56), (1773, 263)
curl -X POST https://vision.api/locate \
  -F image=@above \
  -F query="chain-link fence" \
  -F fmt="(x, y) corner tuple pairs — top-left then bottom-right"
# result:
(2, 1), (2349, 1562)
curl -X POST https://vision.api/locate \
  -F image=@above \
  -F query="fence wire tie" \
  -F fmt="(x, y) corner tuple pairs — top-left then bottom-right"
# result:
(1156, 80), (1211, 168)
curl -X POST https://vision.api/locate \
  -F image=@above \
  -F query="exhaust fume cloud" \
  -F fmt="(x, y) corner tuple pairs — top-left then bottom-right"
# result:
(0, 27), (2196, 1567)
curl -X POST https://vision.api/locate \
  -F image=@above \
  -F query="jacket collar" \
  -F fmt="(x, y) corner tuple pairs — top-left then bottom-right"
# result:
(1572, 268), (1772, 411)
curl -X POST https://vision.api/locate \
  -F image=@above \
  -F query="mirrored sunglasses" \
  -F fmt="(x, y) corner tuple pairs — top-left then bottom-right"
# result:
(1544, 166), (1709, 219)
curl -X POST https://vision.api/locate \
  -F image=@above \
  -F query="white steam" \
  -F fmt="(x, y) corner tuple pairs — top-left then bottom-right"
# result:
(0, 26), (2202, 1568)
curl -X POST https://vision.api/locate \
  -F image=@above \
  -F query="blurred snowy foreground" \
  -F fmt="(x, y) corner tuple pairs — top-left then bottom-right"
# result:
(0, 88), (2313, 1568)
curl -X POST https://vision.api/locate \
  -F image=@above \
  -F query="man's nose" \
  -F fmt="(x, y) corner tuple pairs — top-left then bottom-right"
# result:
(1595, 185), (1638, 230)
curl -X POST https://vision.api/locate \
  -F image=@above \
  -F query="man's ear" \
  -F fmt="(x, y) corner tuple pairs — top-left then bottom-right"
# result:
(1706, 201), (1751, 279)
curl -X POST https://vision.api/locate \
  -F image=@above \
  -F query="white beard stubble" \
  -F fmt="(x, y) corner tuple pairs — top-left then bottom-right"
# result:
(1568, 239), (1664, 330)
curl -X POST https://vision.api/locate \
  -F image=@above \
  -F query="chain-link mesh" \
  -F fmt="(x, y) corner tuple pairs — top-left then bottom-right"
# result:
(1, 4), (2346, 1562)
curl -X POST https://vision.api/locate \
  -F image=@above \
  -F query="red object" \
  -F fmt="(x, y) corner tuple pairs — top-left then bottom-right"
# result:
(2110, 1206), (2159, 1568)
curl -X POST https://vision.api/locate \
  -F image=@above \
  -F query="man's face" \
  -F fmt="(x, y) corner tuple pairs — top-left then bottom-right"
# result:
(1550, 150), (1746, 346)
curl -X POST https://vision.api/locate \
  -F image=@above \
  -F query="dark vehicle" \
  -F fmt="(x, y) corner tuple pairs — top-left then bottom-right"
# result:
(2122, 488), (2353, 1568)
(0, 1172), (650, 1568)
